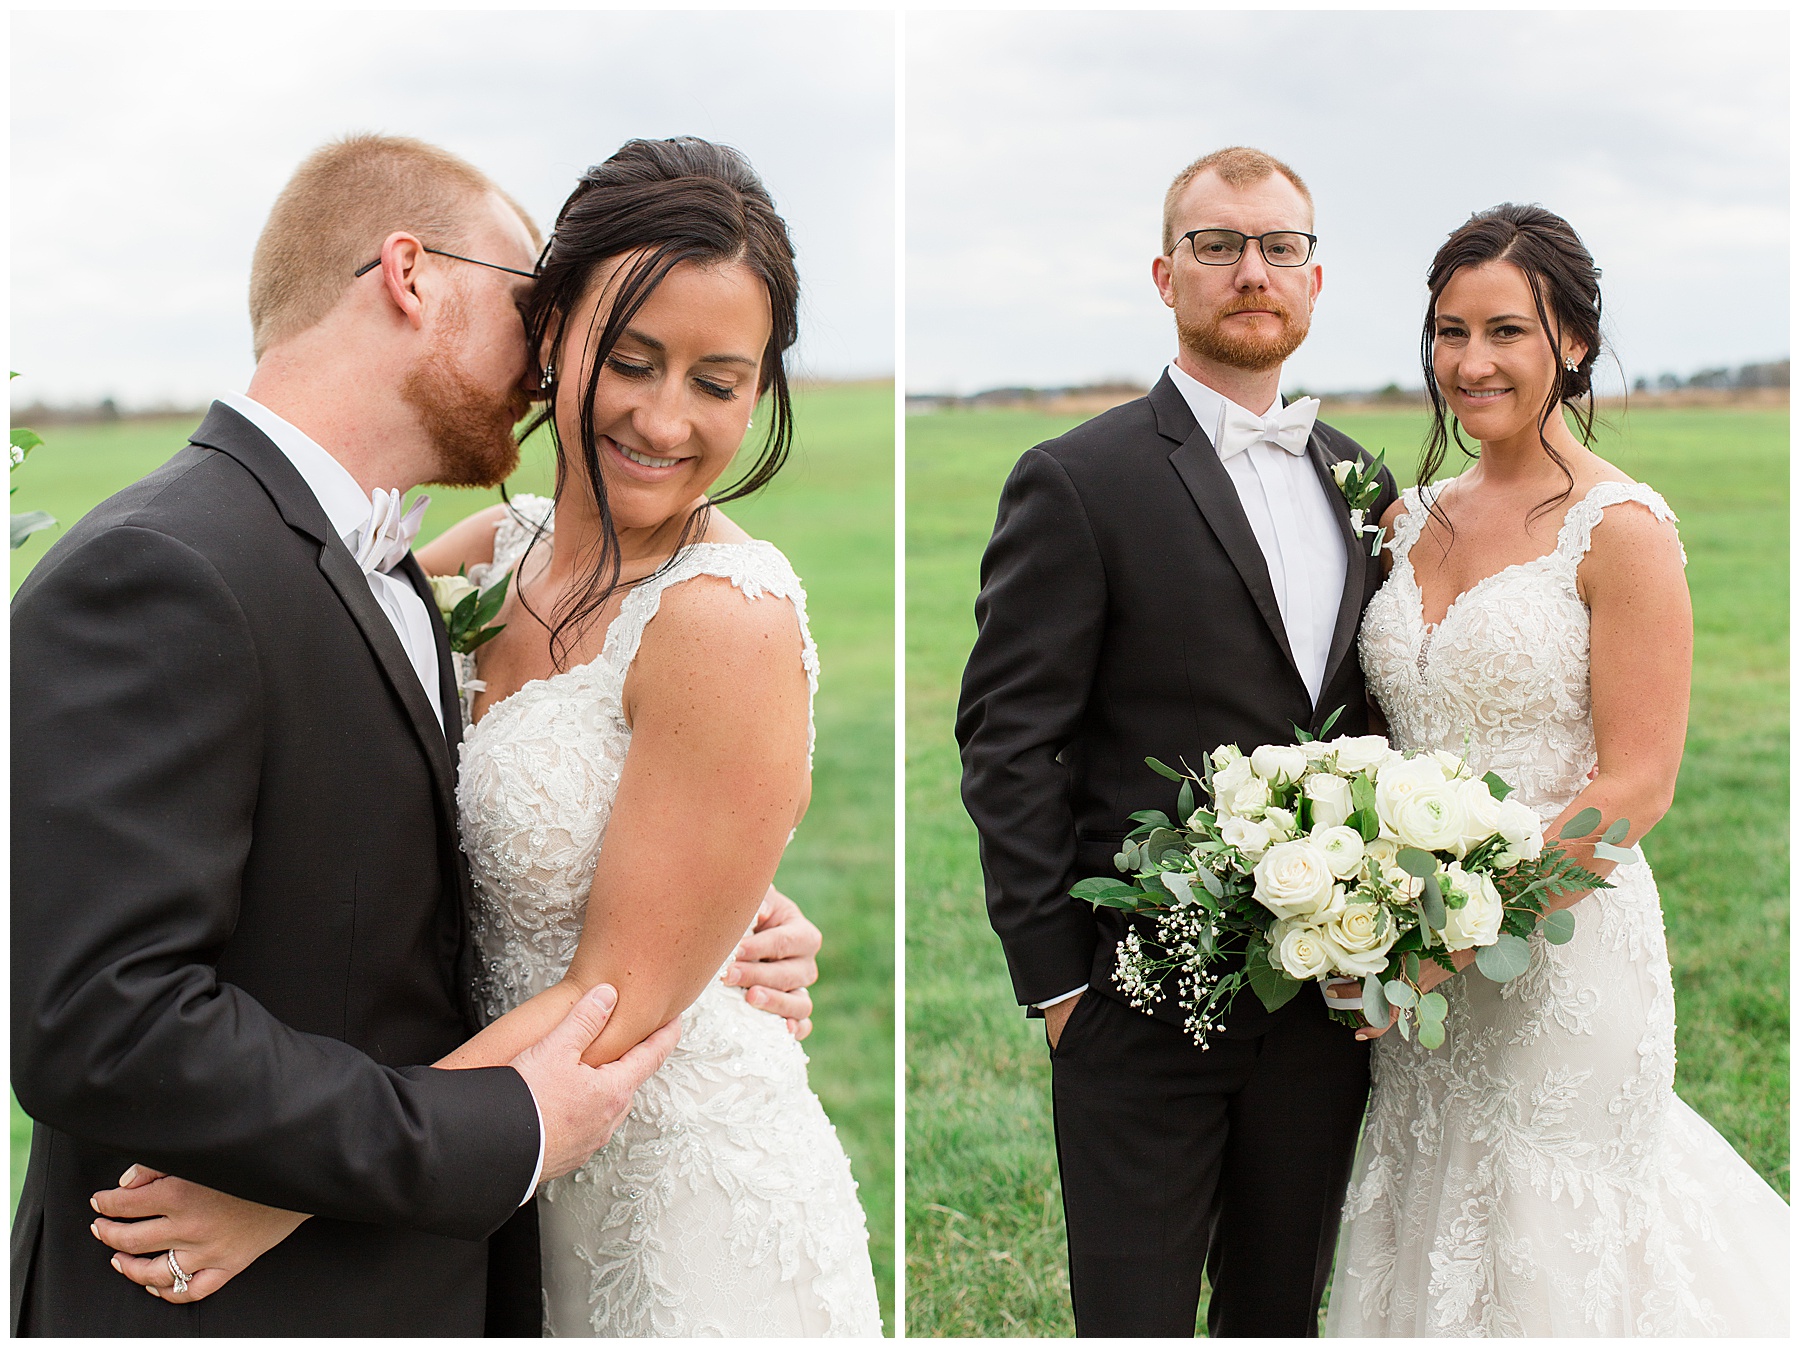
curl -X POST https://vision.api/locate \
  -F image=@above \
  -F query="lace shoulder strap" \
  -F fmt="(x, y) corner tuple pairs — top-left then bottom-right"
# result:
(604, 541), (820, 757)
(1555, 481), (1686, 568)
(478, 493), (555, 584)
(1385, 483), (1436, 563)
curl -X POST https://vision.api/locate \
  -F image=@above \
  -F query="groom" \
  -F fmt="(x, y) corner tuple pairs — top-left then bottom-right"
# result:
(958, 146), (1399, 1336)
(12, 134), (822, 1336)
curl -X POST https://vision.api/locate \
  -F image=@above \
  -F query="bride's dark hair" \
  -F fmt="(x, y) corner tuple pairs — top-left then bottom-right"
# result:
(512, 136), (800, 667)
(1419, 202), (1604, 530)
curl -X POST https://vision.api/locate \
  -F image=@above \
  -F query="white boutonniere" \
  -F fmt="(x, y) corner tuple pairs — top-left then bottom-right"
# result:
(1330, 451), (1388, 557)
(429, 568), (512, 715)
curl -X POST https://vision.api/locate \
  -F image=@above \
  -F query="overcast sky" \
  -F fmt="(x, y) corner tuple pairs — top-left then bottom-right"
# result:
(907, 10), (1788, 395)
(11, 10), (894, 408)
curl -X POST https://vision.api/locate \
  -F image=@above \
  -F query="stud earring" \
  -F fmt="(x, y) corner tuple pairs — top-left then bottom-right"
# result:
(1563, 356), (1579, 373)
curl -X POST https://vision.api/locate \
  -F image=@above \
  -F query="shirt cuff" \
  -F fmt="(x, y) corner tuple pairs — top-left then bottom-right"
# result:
(520, 1085), (546, 1206)
(1035, 984), (1088, 1010)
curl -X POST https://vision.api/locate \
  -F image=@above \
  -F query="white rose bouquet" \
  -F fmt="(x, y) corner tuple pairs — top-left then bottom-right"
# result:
(1073, 710), (1626, 1050)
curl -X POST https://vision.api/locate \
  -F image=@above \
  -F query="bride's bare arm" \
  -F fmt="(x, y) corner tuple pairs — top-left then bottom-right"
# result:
(414, 502), (507, 577)
(439, 575), (812, 1071)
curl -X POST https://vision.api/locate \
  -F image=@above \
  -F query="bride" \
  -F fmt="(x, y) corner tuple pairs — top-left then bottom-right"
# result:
(91, 138), (883, 1337)
(1326, 203), (1787, 1336)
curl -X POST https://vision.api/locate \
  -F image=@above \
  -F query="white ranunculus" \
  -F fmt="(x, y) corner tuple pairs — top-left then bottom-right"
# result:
(1252, 839), (1338, 920)
(1495, 798), (1545, 863)
(1250, 744), (1308, 786)
(1439, 864), (1504, 951)
(1261, 806), (1297, 842)
(1220, 815), (1273, 861)
(1391, 783), (1470, 855)
(1305, 773), (1354, 829)
(1325, 901), (1398, 976)
(1211, 743), (1244, 770)
(1459, 776), (1505, 852)
(1326, 735), (1392, 775)
(1375, 754), (1447, 828)
(1311, 824), (1367, 880)
(429, 573), (479, 614)
(1270, 919), (1348, 980)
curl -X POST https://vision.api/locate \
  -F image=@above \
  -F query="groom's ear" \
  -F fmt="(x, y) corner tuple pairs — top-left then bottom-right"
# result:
(373, 232), (429, 332)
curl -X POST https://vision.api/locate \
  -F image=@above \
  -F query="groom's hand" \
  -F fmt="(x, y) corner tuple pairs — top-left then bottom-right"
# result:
(513, 983), (681, 1182)
(722, 884), (821, 1039)
(1043, 993), (1083, 1050)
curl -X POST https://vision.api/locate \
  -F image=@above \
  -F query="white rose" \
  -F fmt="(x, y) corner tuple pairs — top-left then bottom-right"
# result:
(1261, 806), (1297, 842)
(1495, 798), (1545, 863)
(1223, 775), (1269, 819)
(1364, 837), (1399, 868)
(1375, 754), (1447, 828)
(1311, 824), (1367, 880)
(1210, 755), (1254, 819)
(1325, 735), (1392, 775)
(1390, 783), (1469, 855)
(1301, 738), (1338, 764)
(428, 572), (479, 613)
(1250, 744), (1308, 786)
(1458, 776), (1505, 852)
(1211, 743), (1244, 770)
(1305, 772), (1354, 829)
(1220, 815), (1273, 861)
(1430, 748), (1475, 779)
(1252, 839), (1338, 920)
(1325, 901), (1398, 976)
(1439, 864), (1504, 951)
(1270, 919), (1348, 980)
(1331, 460), (1354, 488)
(1383, 864), (1424, 904)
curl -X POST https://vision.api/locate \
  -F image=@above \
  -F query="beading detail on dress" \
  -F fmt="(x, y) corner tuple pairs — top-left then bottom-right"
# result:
(460, 495), (879, 1337)
(1329, 478), (1787, 1337)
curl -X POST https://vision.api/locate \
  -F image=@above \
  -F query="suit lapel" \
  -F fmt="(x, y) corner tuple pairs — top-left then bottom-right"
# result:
(1307, 429), (1369, 701)
(192, 403), (458, 819)
(1153, 376), (1300, 677)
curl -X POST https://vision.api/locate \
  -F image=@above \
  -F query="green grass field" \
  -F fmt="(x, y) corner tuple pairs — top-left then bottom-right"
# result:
(904, 404), (1789, 1336)
(10, 381), (895, 1331)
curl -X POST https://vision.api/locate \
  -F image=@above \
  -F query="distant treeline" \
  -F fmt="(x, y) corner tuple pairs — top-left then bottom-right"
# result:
(909, 358), (1788, 413)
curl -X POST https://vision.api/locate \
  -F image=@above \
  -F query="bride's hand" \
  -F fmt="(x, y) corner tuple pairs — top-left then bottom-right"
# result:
(90, 1165), (310, 1303)
(722, 884), (820, 1039)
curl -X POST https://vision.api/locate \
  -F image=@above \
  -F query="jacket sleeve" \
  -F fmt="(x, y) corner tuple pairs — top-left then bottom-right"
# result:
(11, 525), (538, 1240)
(955, 448), (1107, 1007)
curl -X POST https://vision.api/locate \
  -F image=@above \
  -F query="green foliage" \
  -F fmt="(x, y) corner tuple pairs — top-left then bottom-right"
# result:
(906, 404), (1787, 1336)
(8, 383), (896, 1329)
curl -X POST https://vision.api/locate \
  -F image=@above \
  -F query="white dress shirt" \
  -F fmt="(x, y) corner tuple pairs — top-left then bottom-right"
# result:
(1037, 365), (1350, 1013)
(1165, 362), (1347, 707)
(218, 392), (545, 1204)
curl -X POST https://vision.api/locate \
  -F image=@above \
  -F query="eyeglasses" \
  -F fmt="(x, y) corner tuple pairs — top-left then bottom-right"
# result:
(1175, 229), (1317, 268)
(352, 246), (538, 280)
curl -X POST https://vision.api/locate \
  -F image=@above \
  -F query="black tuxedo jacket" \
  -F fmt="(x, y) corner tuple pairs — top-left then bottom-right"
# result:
(11, 404), (542, 1335)
(957, 373), (1399, 1032)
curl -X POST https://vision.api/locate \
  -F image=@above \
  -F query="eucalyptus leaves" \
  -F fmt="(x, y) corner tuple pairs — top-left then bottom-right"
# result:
(1072, 715), (1620, 1050)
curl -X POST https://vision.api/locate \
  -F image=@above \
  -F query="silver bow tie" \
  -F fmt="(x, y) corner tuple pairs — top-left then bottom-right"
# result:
(1214, 396), (1320, 460)
(347, 488), (429, 575)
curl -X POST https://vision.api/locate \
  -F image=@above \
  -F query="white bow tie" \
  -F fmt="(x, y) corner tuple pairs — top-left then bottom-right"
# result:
(347, 488), (429, 575)
(1214, 396), (1320, 460)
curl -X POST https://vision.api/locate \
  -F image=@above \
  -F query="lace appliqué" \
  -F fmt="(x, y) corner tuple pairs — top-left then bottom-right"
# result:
(1328, 479), (1789, 1337)
(459, 495), (879, 1337)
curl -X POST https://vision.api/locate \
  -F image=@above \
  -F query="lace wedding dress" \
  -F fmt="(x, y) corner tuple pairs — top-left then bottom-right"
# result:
(459, 496), (882, 1337)
(1328, 480), (1789, 1337)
